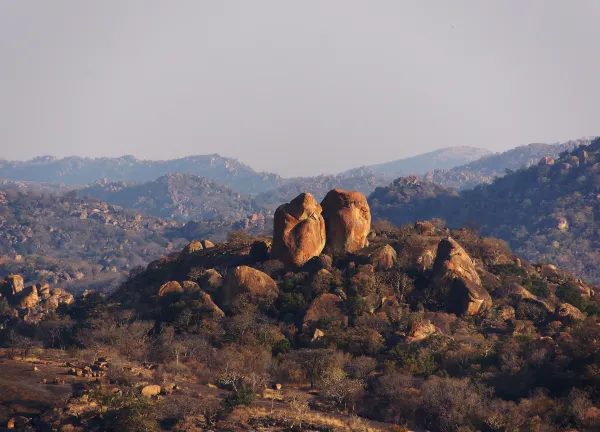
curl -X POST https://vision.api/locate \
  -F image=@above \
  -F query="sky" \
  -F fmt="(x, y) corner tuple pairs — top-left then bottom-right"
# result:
(0, 1), (598, 176)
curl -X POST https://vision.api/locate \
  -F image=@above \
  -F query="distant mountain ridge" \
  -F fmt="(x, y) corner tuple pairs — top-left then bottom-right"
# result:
(342, 146), (492, 178)
(0, 154), (281, 194)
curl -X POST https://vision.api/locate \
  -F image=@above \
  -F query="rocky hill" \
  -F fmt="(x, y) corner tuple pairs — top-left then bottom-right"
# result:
(0, 154), (281, 194)
(369, 137), (600, 283)
(0, 189), (191, 293)
(1, 187), (600, 431)
(423, 138), (592, 190)
(79, 173), (271, 223)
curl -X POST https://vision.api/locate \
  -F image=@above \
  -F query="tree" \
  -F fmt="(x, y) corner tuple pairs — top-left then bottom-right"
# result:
(290, 348), (334, 389)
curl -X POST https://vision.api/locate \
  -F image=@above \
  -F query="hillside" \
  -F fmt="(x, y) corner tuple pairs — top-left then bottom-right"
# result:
(0, 189), (191, 293)
(369, 137), (600, 283)
(423, 138), (592, 190)
(79, 173), (270, 223)
(1, 188), (599, 430)
(0, 154), (281, 194)
(342, 146), (492, 178)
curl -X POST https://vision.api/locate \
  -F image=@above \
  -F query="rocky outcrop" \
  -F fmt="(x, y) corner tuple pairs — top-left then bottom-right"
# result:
(222, 266), (278, 307)
(17, 286), (39, 309)
(405, 320), (437, 343)
(321, 189), (371, 254)
(198, 291), (225, 319)
(303, 293), (346, 330)
(271, 193), (326, 267)
(198, 269), (223, 294)
(430, 237), (492, 315)
(44, 288), (74, 309)
(182, 241), (204, 255)
(367, 244), (397, 271)
(556, 303), (585, 323)
(0, 275), (24, 297)
(158, 281), (184, 297)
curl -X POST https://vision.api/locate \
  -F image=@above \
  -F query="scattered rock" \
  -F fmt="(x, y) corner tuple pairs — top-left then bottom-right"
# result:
(182, 241), (204, 255)
(157, 281), (184, 297)
(250, 239), (272, 261)
(303, 293), (346, 330)
(141, 385), (161, 397)
(321, 189), (371, 254)
(367, 244), (397, 271)
(556, 303), (585, 323)
(271, 193), (326, 267)
(430, 237), (492, 316)
(222, 266), (278, 308)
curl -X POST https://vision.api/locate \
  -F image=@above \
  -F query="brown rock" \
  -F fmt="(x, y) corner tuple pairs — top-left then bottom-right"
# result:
(181, 280), (201, 293)
(556, 303), (585, 323)
(141, 385), (161, 397)
(321, 189), (371, 254)
(198, 269), (223, 294)
(158, 281), (184, 297)
(430, 237), (492, 315)
(182, 241), (203, 255)
(36, 283), (51, 299)
(223, 266), (278, 307)
(415, 221), (435, 235)
(201, 240), (215, 248)
(271, 193), (326, 267)
(2, 274), (24, 297)
(405, 320), (436, 343)
(368, 244), (397, 271)
(198, 291), (225, 319)
(17, 286), (39, 309)
(539, 156), (555, 166)
(540, 264), (559, 279)
(250, 240), (272, 261)
(303, 293), (345, 330)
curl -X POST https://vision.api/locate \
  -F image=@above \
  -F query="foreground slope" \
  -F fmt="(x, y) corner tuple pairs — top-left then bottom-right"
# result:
(1, 185), (600, 430)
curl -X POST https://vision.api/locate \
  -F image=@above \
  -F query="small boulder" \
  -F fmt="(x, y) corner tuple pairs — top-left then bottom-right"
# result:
(303, 293), (345, 330)
(182, 241), (203, 255)
(198, 291), (225, 319)
(141, 385), (161, 397)
(158, 281), (184, 297)
(17, 286), (39, 309)
(321, 189), (371, 254)
(198, 269), (223, 294)
(367, 244), (397, 271)
(222, 266), (278, 308)
(405, 320), (436, 343)
(430, 237), (492, 316)
(556, 303), (585, 323)
(271, 193), (326, 267)
(250, 240), (272, 261)
(201, 240), (215, 249)
(540, 264), (559, 279)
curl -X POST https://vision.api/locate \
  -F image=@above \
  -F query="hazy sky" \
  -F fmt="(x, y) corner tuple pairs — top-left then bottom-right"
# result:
(0, 1), (598, 176)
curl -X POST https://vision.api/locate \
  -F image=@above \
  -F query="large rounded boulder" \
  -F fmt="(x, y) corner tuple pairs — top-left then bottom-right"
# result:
(320, 189), (371, 254)
(271, 193), (326, 267)
(223, 266), (278, 308)
(430, 237), (492, 316)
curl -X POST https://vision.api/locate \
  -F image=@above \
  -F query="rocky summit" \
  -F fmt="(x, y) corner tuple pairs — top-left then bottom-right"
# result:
(271, 192), (326, 267)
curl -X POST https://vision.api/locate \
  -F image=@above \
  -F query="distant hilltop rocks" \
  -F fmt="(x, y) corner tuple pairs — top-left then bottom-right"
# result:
(271, 189), (372, 266)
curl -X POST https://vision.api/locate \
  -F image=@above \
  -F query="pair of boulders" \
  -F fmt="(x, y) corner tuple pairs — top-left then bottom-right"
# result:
(271, 189), (371, 266)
